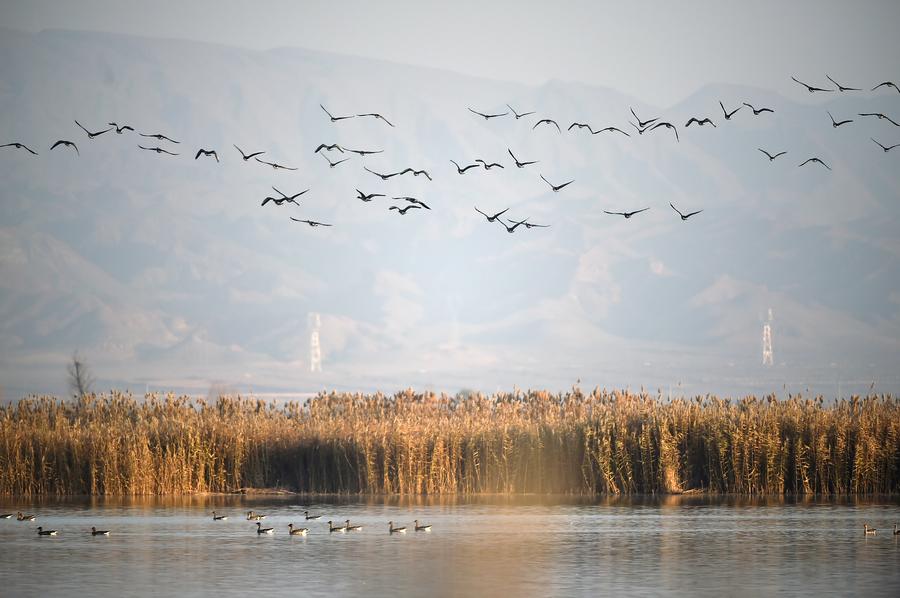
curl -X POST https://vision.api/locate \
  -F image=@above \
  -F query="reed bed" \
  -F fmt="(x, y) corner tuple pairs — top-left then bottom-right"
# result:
(0, 390), (897, 496)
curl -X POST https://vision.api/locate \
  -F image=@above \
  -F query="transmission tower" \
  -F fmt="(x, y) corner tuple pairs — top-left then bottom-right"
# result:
(308, 312), (322, 373)
(762, 308), (774, 366)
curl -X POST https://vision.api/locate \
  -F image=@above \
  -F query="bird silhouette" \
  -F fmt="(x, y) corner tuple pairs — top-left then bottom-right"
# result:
(365, 166), (400, 180)
(871, 138), (899, 152)
(533, 118), (561, 133)
(629, 121), (651, 136)
(273, 186), (309, 202)
(256, 157), (297, 170)
(827, 111), (853, 128)
(474, 206), (509, 222)
(540, 174), (574, 192)
(508, 218), (550, 229)
(742, 103), (774, 116)
(234, 144), (265, 161)
(507, 149), (538, 168)
(138, 145), (178, 155)
(140, 132), (179, 144)
(858, 113), (899, 126)
(497, 218), (527, 233)
(630, 108), (658, 128)
(506, 104), (535, 119)
(314, 143), (344, 154)
(791, 76), (833, 93)
(476, 159), (504, 170)
(1, 142), (38, 155)
(195, 148), (219, 162)
(670, 203), (703, 220)
(685, 117), (716, 128)
(50, 140), (79, 155)
(398, 167), (432, 181)
(74, 119), (113, 139)
(798, 157), (831, 170)
(468, 107), (508, 120)
(356, 189), (385, 202)
(568, 122), (593, 132)
(108, 122), (134, 134)
(321, 153), (350, 168)
(291, 217), (332, 227)
(356, 112), (394, 127)
(343, 148), (384, 156)
(389, 204), (422, 215)
(592, 126), (630, 137)
(320, 104), (355, 121)
(719, 101), (742, 120)
(871, 81), (899, 94)
(393, 196), (431, 210)
(451, 160), (480, 174)
(649, 121), (679, 141)
(825, 75), (860, 92)
(604, 208), (649, 219)
(758, 148), (787, 161)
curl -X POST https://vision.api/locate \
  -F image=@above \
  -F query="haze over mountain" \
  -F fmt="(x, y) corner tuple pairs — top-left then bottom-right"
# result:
(1, 28), (898, 399)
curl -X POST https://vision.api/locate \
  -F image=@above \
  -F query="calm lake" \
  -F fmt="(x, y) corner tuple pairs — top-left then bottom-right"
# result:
(2, 495), (899, 597)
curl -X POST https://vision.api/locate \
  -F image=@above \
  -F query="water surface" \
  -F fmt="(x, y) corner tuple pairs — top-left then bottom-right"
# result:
(2, 495), (898, 597)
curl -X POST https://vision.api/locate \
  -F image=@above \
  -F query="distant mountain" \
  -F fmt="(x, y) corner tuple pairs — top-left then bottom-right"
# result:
(1, 28), (898, 399)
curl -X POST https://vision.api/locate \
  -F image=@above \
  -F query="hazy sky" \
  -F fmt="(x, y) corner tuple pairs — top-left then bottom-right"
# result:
(4, 0), (900, 105)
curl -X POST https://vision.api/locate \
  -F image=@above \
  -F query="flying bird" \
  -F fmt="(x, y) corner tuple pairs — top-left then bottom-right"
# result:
(1, 142), (38, 155)
(871, 81), (899, 94)
(356, 112), (394, 127)
(630, 107), (658, 128)
(497, 218), (526, 234)
(508, 218), (550, 229)
(742, 103), (774, 116)
(858, 113), (899, 126)
(533, 118), (561, 133)
(825, 75), (860, 92)
(195, 148), (219, 162)
(476, 159), (504, 170)
(138, 145), (178, 155)
(670, 203), (703, 220)
(256, 157), (297, 170)
(234, 144), (265, 161)
(320, 104), (355, 121)
(791, 76), (833, 93)
(685, 117), (716, 128)
(568, 122), (594, 132)
(506, 104), (535, 119)
(314, 143), (344, 154)
(50, 140), (79, 155)
(474, 206), (509, 222)
(389, 204), (422, 215)
(827, 111), (853, 128)
(261, 194), (295, 207)
(75, 119), (113, 139)
(273, 186), (309, 202)
(343, 148), (384, 156)
(871, 138), (899, 152)
(399, 167), (432, 180)
(468, 107), (509, 120)
(290, 217), (332, 227)
(758, 148), (787, 161)
(320, 153), (350, 168)
(365, 166), (400, 180)
(798, 157), (831, 170)
(604, 208), (649, 219)
(540, 174), (574, 192)
(649, 121), (679, 141)
(719, 101), (742, 120)
(393, 196), (431, 210)
(108, 122), (134, 134)
(451, 160), (480, 174)
(507, 149), (538, 168)
(140, 132), (180, 144)
(356, 189), (385, 201)
(592, 126), (630, 137)
(629, 121), (650, 135)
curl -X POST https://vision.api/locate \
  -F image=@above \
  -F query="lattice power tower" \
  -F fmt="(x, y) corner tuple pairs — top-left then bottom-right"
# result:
(762, 308), (774, 366)
(309, 312), (322, 373)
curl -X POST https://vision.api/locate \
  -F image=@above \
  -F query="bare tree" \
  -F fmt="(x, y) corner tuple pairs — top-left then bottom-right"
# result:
(67, 350), (94, 397)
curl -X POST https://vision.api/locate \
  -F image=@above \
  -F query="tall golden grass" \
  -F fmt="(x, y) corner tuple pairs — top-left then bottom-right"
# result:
(0, 390), (897, 495)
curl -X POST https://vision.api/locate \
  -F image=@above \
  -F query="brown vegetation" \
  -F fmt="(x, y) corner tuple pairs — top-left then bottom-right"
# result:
(0, 390), (897, 495)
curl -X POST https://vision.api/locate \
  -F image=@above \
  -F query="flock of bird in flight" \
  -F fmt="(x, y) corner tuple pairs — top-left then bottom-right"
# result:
(2, 74), (898, 231)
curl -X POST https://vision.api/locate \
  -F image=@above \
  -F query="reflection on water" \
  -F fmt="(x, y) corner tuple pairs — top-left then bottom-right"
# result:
(1, 495), (898, 597)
